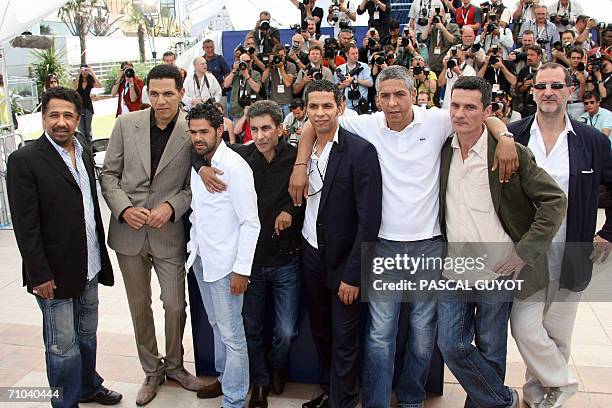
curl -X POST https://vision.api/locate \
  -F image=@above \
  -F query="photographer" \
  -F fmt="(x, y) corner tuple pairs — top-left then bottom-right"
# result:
(515, 45), (543, 117)
(567, 47), (588, 119)
(409, 0), (445, 38)
(202, 39), (231, 106)
(243, 36), (268, 74)
(360, 27), (382, 63)
(519, 5), (560, 61)
(380, 19), (402, 47)
(249, 11), (281, 56)
(111, 61), (143, 117)
(573, 15), (597, 51)
(357, 0), (391, 38)
(300, 17), (325, 52)
(480, 0), (512, 26)
(421, 8), (461, 74)
(411, 56), (438, 106)
(580, 91), (612, 136)
(224, 53), (263, 119)
(477, 45), (517, 94)
(547, 0), (583, 32)
(454, 0), (482, 31)
(477, 12), (513, 57)
(327, 0), (356, 38)
(509, 30), (534, 72)
(293, 45), (334, 97)
(550, 30), (575, 67)
(183, 56), (223, 109)
(588, 28), (611, 58)
(396, 28), (422, 68)
(586, 52), (610, 103)
(490, 90), (521, 123)
(458, 26), (485, 70)
(601, 54), (612, 111)
(439, 46), (477, 109)
(282, 99), (308, 146)
(512, 0), (538, 26)
(289, 0), (324, 34)
(335, 44), (373, 113)
(262, 44), (297, 117)
(322, 35), (347, 72)
(286, 33), (310, 71)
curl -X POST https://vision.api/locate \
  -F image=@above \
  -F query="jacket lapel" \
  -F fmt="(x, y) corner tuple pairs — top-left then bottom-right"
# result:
(439, 139), (453, 236)
(154, 111), (188, 179)
(133, 110), (151, 180)
(318, 130), (345, 213)
(487, 132), (502, 214)
(567, 128), (582, 213)
(38, 135), (79, 189)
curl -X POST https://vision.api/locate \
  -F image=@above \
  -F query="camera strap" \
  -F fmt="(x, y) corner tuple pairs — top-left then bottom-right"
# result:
(555, 0), (571, 16)
(239, 76), (249, 97)
(194, 74), (211, 99)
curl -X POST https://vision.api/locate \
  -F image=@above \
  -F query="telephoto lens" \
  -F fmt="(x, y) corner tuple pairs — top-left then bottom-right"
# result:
(238, 61), (248, 71)
(124, 68), (135, 78)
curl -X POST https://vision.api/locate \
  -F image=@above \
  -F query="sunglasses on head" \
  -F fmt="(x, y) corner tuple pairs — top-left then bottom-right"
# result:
(532, 82), (566, 90)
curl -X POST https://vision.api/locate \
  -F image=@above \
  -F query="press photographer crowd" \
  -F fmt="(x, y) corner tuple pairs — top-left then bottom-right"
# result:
(8, 1), (612, 408)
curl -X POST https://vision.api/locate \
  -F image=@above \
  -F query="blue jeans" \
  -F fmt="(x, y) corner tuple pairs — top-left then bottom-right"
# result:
(193, 257), (249, 408)
(78, 108), (93, 143)
(242, 257), (300, 387)
(36, 275), (103, 408)
(438, 289), (513, 408)
(363, 237), (443, 408)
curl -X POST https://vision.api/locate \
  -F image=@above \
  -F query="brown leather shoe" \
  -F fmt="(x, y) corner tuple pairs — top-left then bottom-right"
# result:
(196, 379), (223, 399)
(269, 366), (286, 395)
(166, 368), (205, 391)
(136, 375), (165, 406)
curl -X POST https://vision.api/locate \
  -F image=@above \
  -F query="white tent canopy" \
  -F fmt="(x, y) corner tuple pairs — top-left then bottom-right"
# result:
(0, 0), (67, 44)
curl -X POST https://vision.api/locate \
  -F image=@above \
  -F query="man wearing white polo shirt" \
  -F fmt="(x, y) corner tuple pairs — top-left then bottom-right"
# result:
(289, 65), (517, 408)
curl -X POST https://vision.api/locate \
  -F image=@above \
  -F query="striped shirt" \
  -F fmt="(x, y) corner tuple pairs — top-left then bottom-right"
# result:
(46, 133), (101, 281)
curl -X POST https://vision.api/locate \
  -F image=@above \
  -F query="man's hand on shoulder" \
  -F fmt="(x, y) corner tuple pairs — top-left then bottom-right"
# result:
(123, 207), (150, 230)
(199, 166), (227, 193)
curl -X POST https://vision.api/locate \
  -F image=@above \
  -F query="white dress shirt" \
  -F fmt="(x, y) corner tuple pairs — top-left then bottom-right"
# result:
(187, 141), (261, 281)
(302, 126), (340, 249)
(182, 72), (223, 108)
(528, 114), (572, 281)
(339, 107), (453, 241)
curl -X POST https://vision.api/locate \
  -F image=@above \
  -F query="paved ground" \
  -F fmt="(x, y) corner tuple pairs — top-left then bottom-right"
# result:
(1, 192), (612, 407)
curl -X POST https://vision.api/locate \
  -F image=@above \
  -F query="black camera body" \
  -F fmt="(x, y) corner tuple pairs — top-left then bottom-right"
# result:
(489, 55), (499, 65)
(432, 15), (441, 24)
(374, 54), (386, 65)
(272, 55), (283, 65)
(417, 9), (428, 26)
(238, 93), (257, 108)
(470, 43), (481, 53)
(401, 36), (410, 47)
(577, 62), (586, 72)
(536, 38), (548, 46)
(487, 22), (497, 31)
(238, 61), (248, 71)
(347, 79), (362, 100)
(512, 50), (527, 61)
(447, 58), (458, 69)
(124, 68), (135, 78)
(550, 14), (570, 26)
(306, 65), (323, 80)
(260, 21), (270, 30)
(368, 38), (378, 49)
(303, 0), (310, 5)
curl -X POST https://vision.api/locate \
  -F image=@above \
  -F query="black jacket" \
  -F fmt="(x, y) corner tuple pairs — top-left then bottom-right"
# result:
(314, 127), (382, 290)
(510, 116), (612, 291)
(7, 135), (114, 299)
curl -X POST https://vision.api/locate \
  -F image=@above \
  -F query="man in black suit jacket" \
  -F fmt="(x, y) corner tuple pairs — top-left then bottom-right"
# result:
(299, 80), (382, 408)
(507, 63), (612, 408)
(7, 87), (121, 408)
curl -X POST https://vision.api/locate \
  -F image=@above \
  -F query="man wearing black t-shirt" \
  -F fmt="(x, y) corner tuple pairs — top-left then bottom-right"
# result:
(477, 44), (517, 95)
(357, 0), (391, 38)
(290, 0), (324, 35)
(516, 45), (543, 117)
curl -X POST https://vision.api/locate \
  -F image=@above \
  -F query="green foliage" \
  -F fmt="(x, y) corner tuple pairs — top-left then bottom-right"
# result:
(31, 39), (66, 96)
(103, 62), (154, 94)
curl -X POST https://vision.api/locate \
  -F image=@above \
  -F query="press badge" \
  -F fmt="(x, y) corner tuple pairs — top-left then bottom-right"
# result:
(373, 11), (380, 20)
(277, 84), (285, 93)
(434, 47), (441, 55)
(492, 83), (501, 92)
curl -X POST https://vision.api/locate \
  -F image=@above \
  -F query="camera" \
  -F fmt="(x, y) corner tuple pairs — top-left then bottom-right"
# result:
(552, 41), (563, 51)
(260, 21), (270, 30)
(368, 38), (378, 49)
(290, 23), (301, 31)
(247, 47), (256, 55)
(550, 14), (570, 26)
(374, 54), (386, 65)
(536, 38), (548, 46)
(272, 54), (283, 65)
(306, 65), (323, 80)
(489, 55), (499, 65)
(432, 15), (441, 24)
(324, 46), (336, 59)
(447, 58), (458, 69)
(487, 22), (497, 31)
(347, 79), (362, 100)
(238, 61), (248, 71)
(511, 51), (527, 61)
(490, 101), (505, 112)
(124, 68), (135, 78)
(470, 43), (481, 53)
(417, 9), (428, 26)
(589, 54), (603, 72)
(238, 94), (256, 108)
(577, 62), (586, 72)
(302, 0), (310, 4)
(413, 66), (423, 75)
(480, 1), (491, 15)
(336, 68), (347, 82)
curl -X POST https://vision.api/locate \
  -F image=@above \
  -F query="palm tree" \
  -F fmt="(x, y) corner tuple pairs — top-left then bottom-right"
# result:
(127, 4), (148, 63)
(58, 0), (100, 65)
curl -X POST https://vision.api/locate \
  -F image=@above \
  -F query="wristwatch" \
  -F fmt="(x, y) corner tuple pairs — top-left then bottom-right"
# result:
(498, 131), (514, 139)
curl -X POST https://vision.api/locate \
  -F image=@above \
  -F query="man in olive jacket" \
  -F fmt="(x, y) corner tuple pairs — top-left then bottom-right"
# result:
(436, 77), (567, 408)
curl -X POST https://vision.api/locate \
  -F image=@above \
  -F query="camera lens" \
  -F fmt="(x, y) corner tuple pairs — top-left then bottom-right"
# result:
(124, 68), (135, 78)
(238, 61), (248, 71)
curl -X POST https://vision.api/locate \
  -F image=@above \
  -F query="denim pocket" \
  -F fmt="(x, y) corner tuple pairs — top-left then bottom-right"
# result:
(47, 299), (77, 355)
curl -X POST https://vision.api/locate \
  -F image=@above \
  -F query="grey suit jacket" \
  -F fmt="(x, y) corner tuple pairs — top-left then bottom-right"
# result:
(100, 108), (192, 258)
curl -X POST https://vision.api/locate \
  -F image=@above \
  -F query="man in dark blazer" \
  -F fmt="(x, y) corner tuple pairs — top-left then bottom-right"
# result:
(299, 80), (382, 408)
(7, 87), (121, 408)
(508, 62), (612, 408)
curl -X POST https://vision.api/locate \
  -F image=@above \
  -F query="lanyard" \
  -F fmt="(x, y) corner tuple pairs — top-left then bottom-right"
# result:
(493, 68), (500, 83)
(460, 6), (470, 24)
(536, 24), (548, 41)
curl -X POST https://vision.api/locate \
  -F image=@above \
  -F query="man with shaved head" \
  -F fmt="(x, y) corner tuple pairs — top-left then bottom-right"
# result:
(182, 56), (222, 109)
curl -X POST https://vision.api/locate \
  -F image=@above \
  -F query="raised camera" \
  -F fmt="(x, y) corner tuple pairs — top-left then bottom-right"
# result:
(368, 38), (378, 48)
(260, 21), (270, 30)
(413, 66), (423, 75)
(124, 68), (135, 78)
(272, 55), (283, 65)
(447, 58), (458, 69)
(489, 56), (499, 65)
(238, 61), (248, 71)
(374, 55), (386, 65)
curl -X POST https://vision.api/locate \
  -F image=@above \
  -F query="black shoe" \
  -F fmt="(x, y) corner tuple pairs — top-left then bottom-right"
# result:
(80, 386), (123, 405)
(269, 366), (286, 395)
(197, 379), (223, 399)
(302, 393), (328, 408)
(248, 385), (269, 408)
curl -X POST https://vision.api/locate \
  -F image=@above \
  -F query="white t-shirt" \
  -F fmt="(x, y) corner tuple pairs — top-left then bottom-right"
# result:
(410, 0), (445, 34)
(339, 107), (453, 241)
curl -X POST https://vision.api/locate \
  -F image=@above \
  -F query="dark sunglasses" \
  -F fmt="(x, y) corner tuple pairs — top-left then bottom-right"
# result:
(583, 100), (597, 105)
(532, 82), (566, 90)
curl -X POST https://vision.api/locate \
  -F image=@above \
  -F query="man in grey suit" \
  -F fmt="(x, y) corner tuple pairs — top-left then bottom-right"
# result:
(101, 64), (202, 405)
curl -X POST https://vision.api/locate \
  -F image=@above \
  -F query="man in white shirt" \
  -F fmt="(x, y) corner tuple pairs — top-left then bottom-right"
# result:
(580, 91), (612, 136)
(408, 0), (445, 38)
(439, 46), (477, 109)
(290, 66), (516, 408)
(185, 104), (260, 408)
(182, 56), (222, 109)
(509, 62), (612, 408)
(334, 44), (373, 113)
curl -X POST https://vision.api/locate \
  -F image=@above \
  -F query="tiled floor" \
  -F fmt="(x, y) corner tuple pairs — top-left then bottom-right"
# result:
(1, 199), (611, 407)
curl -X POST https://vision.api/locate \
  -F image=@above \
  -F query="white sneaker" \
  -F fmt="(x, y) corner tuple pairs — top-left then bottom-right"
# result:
(538, 387), (574, 408)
